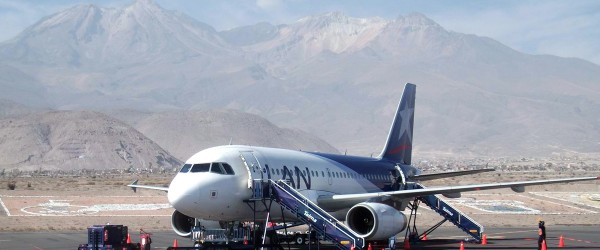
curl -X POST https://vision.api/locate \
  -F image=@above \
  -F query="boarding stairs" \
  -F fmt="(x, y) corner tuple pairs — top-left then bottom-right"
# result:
(267, 180), (365, 250)
(413, 183), (484, 242)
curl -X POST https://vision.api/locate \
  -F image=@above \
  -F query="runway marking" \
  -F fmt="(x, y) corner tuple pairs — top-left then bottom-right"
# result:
(0, 195), (163, 198)
(8, 214), (170, 217)
(442, 193), (599, 215)
(516, 194), (597, 214)
(447, 197), (541, 214)
(0, 198), (10, 216)
(1, 196), (171, 217)
(19, 199), (171, 216)
(530, 192), (600, 210)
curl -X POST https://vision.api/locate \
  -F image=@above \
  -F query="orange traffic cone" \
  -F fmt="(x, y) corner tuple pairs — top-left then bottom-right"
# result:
(558, 235), (565, 247)
(403, 239), (410, 249)
(368, 243), (372, 250)
(126, 233), (131, 244)
(172, 238), (179, 248)
(541, 239), (547, 250)
(422, 233), (427, 241)
(481, 234), (487, 245)
(459, 241), (465, 250)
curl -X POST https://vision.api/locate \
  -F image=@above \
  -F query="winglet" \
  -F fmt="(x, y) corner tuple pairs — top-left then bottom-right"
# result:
(129, 179), (139, 193)
(379, 83), (416, 164)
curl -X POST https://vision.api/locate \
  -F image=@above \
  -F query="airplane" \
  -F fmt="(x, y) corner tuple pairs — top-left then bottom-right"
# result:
(129, 83), (598, 241)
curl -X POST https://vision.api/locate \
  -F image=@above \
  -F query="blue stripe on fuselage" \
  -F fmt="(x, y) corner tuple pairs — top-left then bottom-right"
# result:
(306, 152), (400, 192)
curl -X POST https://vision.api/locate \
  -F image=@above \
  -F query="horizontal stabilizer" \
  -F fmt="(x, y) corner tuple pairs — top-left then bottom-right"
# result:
(411, 169), (495, 181)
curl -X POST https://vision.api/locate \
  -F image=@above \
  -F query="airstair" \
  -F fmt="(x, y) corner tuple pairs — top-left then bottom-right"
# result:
(413, 183), (484, 242)
(267, 180), (365, 250)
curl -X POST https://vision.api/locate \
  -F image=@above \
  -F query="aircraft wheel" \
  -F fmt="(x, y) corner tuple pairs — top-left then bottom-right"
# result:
(294, 234), (305, 245)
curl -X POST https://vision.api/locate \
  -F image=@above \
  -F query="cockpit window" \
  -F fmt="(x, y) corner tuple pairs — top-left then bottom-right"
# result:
(190, 163), (211, 173)
(210, 163), (226, 174)
(179, 164), (192, 173)
(221, 163), (235, 175)
(186, 162), (234, 175)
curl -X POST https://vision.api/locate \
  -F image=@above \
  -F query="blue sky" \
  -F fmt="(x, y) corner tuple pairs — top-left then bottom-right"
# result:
(1, 0), (599, 65)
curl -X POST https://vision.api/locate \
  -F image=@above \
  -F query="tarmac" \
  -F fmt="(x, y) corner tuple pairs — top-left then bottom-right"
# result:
(0, 225), (598, 250)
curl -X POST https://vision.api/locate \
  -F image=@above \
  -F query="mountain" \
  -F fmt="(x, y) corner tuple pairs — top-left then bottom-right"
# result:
(109, 109), (339, 160)
(0, 111), (181, 170)
(0, 0), (254, 110)
(1, 1), (599, 158)
(0, 0), (231, 67)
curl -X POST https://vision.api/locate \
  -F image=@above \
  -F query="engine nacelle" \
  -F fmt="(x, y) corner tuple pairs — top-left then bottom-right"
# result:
(171, 210), (194, 237)
(345, 202), (407, 240)
(171, 210), (224, 237)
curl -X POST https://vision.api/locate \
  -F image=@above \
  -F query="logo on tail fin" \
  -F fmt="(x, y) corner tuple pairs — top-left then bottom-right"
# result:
(398, 107), (414, 143)
(379, 83), (416, 165)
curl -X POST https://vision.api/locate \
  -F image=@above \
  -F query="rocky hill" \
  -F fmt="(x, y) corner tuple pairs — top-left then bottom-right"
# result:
(0, 111), (180, 171)
(109, 109), (339, 160)
(1, 0), (599, 158)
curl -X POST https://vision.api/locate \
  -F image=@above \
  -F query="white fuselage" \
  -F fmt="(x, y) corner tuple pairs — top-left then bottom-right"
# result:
(167, 145), (398, 221)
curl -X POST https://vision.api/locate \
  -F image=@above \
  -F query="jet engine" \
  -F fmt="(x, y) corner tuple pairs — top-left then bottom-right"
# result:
(171, 210), (224, 237)
(345, 202), (407, 240)
(171, 210), (195, 237)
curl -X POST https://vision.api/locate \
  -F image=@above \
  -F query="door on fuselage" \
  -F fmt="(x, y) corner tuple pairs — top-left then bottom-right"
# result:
(239, 151), (264, 188)
(394, 165), (406, 190)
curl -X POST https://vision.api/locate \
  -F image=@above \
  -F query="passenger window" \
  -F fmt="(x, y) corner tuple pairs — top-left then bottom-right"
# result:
(321, 171), (325, 177)
(179, 164), (192, 173)
(211, 163), (226, 174)
(191, 163), (211, 173)
(221, 163), (235, 175)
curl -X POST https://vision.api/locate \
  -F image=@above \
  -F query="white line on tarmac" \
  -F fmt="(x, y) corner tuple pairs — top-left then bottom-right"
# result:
(530, 192), (600, 210)
(517, 194), (597, 214)
(0, 195), (164, 198)
(0, 198), (11, 216)
(7, 214), (170, 217)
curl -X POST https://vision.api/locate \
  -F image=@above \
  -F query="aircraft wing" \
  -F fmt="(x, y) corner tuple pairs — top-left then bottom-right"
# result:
(317, 176), (599, 209)
(411, 169), (495, 181)
(127, 179), (169, 192)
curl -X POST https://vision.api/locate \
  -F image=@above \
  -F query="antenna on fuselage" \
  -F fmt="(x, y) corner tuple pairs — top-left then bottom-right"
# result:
(228, 138), (233, 145)
(344, 149), (347, 155)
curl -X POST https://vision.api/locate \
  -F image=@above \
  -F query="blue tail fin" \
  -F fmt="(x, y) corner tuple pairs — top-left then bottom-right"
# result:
(379, 83), (416, 164)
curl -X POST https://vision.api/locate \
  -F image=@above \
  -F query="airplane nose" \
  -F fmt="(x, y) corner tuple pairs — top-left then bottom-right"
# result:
(167, 175), (193, 211)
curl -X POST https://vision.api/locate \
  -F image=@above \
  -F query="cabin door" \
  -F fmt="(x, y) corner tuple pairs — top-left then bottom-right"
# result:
(240, 151), (264, 188)
(395, 165), (406, 190)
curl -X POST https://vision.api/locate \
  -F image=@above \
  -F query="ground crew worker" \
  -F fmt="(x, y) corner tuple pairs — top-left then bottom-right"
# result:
(538, 220), (546, 250)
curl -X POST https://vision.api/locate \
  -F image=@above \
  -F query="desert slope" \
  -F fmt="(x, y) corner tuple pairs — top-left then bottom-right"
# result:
(0, 111), (181, 170)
